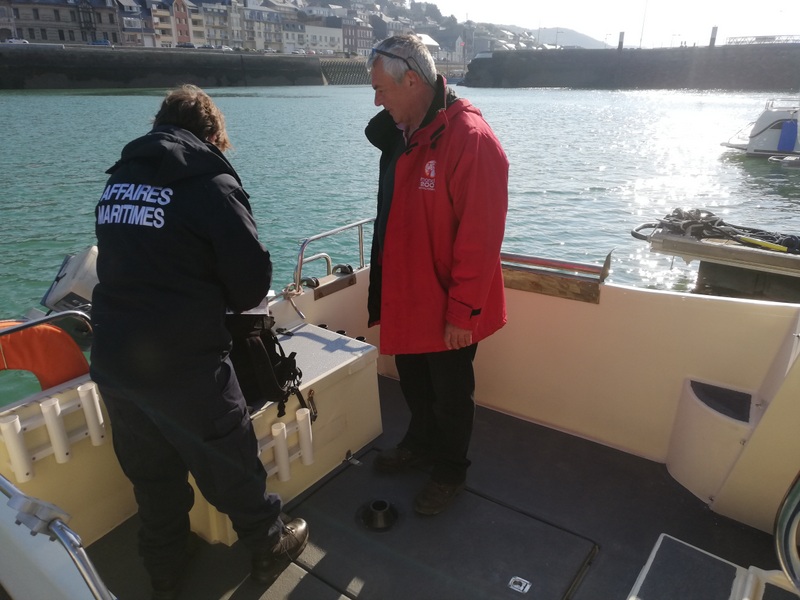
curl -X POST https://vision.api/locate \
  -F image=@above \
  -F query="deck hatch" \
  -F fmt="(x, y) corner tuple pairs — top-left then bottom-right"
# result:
(630, 534), (741, 599)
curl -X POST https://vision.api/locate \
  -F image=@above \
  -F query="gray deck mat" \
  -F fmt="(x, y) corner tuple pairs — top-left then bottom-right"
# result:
(289, 450), (597, 600)
(80, 375), (780, 600)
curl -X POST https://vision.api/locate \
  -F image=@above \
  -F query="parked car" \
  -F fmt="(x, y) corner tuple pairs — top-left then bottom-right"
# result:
(217, 45), (233, 52)
(89, 39), (112, 46)
(262, 48), (277, 53)
(175, 42), (196, 49)
(4, 38), (29, 44)
(199, 44), (215, 49)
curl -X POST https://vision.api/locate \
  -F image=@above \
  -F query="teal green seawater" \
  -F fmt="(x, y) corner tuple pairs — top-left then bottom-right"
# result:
(2, 86), (800, 400)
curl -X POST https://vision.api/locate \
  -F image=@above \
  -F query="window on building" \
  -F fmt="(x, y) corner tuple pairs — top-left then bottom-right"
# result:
(54, 9), (60, 21)
(97, 14), (102, 24)
(70, 11), (76, 21)
(40, 28), (47, 39)
(69, 30), (75, 41)
(109, 14), (114, 24)
(58, 29), (64, 40)
(28, 28), (34, 39)
(32, 8), (39, 19)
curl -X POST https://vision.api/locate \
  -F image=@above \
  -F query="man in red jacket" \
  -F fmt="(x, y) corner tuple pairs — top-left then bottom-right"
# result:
(365, 35), (508, 515)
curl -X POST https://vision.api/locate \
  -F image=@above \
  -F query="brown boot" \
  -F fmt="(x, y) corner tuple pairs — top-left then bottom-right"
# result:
(413, 479), (465, 515)
(251, 518), (309, 585)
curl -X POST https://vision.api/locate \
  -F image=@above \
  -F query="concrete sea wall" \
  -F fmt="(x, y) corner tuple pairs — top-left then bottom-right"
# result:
(0, 45), (370, 89)
(465, 44), (800, 91)
(7, 43), (796, 91)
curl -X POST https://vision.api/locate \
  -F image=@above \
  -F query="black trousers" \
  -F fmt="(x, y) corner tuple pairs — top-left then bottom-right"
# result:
(98, 358), (282, 579)
(395, 344), (478, 484)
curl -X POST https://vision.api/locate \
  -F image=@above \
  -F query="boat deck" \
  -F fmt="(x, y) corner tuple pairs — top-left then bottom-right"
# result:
(83, 375), (779, 600)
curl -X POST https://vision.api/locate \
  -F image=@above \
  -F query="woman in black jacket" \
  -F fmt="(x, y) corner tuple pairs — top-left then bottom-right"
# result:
(90, 85), (308, 600)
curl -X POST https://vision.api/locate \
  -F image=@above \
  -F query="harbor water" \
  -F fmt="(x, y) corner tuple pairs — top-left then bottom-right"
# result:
(1, 85), (800, 398)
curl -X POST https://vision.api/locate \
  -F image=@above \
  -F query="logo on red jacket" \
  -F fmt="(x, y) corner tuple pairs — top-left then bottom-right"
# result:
(419, 160), (436, 191)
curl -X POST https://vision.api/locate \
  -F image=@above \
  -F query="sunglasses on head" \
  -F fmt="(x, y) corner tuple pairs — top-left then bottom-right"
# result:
(370, 47), (434, 87)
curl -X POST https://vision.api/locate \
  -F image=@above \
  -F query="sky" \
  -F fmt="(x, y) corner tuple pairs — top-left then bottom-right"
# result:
(428, 0), (800, 48)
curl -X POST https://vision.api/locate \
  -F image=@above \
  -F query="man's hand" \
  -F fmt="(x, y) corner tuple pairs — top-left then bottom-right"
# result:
(444, 322), (473, 350)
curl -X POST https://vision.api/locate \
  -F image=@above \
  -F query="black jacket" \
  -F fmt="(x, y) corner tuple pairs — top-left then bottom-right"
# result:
(90, 125), (272, 386)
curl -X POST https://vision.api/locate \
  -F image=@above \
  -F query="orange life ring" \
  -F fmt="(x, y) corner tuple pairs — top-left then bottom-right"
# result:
(0, 320), (89, 390)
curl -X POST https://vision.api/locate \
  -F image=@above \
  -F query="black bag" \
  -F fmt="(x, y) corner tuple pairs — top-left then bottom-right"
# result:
(225, 313), (316, 421)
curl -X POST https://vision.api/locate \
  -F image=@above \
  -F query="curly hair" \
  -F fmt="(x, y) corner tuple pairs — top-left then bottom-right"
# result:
(153, 84), (231, 152)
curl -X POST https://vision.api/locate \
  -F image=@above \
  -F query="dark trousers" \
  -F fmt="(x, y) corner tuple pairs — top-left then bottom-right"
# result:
(395, 344), (478, 484)
(98, 358), (282, 579)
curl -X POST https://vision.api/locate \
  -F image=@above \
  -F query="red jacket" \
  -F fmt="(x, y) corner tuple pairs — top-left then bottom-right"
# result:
(366, 88), (508, 355)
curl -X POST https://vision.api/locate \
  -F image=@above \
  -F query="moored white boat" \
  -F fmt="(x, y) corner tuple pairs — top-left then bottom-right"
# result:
(2, 218), (800, 600)
(721, 98), (800, 157)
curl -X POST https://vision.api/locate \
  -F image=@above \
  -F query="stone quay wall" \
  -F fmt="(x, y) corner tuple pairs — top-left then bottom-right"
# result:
(0, 45), (371, 90)
(8, 43), (796, 92)
(464, 44), (800, 91)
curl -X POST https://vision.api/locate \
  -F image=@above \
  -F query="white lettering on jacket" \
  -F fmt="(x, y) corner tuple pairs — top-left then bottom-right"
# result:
(97, 183), (171, 229)
(97, 204), (165, 228)
(100, 183), (173, 205)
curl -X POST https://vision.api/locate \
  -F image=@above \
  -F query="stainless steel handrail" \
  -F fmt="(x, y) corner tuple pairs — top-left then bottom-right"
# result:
(775, 472), (800, 592)
(291, 218), (612, 291)
(299, 252), (333, 281)
(292, 218), (374, 289)
(1, 473), (116, 600)
(501, 252), (604, 276)
(0, 310), (92, 337)
(501, 251), (612, 283)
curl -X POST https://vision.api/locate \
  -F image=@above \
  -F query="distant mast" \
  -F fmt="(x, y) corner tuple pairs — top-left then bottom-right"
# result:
(639, 0), (648, 48)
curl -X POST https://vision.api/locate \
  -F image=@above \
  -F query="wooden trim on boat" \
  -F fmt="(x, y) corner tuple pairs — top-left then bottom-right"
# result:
(502, 263), (601, 303)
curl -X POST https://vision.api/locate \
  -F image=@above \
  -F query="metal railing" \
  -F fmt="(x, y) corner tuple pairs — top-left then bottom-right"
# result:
(501, 251), (611, 283)
(290, 218), (611, 290)
(0, 310), (92, 337)
(1, 473), (116, 600)
(292, 217), (373, 290)
(1, 310), (93, 358)
(775, 472), (800, 592)
(726, 35), (800, 46)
